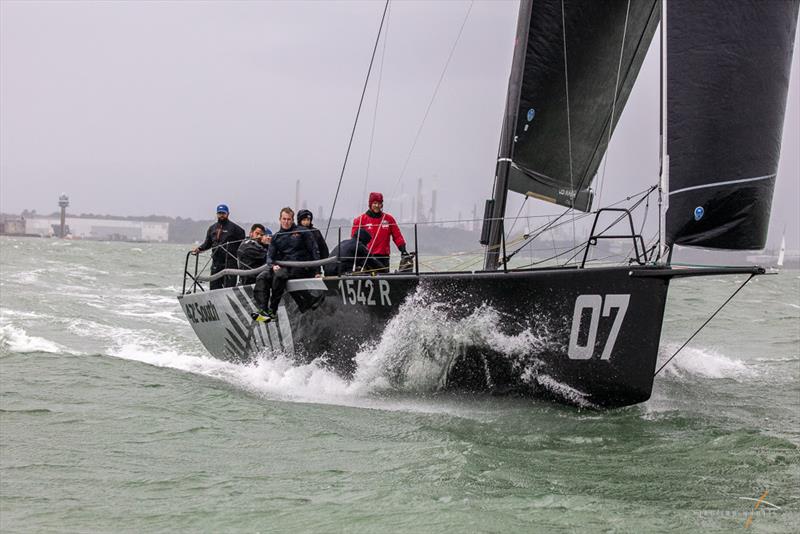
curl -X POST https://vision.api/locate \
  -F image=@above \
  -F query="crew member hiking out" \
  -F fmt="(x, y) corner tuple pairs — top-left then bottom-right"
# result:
(237, 224), (272, 285)
(297, 209), (329, 275)
(351, 192), (410, 273)
(253, 207), (320, 322)
(192, 204), (245, 290)
(326, 228), (385, 276)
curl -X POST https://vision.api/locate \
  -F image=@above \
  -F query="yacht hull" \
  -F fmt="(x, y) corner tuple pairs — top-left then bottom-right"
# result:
(178, 266), (670, 408)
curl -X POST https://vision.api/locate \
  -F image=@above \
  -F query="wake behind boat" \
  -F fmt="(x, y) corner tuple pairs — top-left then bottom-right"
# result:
(178, 0), (797, 408)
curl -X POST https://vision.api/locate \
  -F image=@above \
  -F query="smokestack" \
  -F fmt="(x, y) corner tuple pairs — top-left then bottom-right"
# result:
(430, 189), (437, 224)
(399, 185), (404, 222)
(416, 178), (424, 222)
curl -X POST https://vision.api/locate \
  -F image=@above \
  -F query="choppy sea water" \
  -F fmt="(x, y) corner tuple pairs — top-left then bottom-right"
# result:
(1, 236), (798, 533)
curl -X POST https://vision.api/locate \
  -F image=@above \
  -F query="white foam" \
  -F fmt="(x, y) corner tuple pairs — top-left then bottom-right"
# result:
(658, 344), (752, 379)
(531, 374), (595, 408)
(110, 342), (527, 418)
(114, 309), (186, 324)
(0, 324), (70, 354)
(347, 292), (558, 396)
(109, 343), (443, 413)
(65, 318), (173, 355)
(4, 269), (45, 285)
(0, 308), (49, 320)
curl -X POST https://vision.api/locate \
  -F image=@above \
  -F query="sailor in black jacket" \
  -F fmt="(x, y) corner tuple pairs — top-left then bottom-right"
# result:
(253, 208), (320, 319)
(297, 209), (329, 275)
(237, 224), (272, 285)
(192, 204), (246, 290)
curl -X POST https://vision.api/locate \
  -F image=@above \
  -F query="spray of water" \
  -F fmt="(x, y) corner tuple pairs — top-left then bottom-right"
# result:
(656, 344), (753, 380)
(347, 289), (562, 396)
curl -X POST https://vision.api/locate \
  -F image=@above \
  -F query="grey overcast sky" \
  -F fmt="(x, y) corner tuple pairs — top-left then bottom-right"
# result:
(1, 0), (798, 249)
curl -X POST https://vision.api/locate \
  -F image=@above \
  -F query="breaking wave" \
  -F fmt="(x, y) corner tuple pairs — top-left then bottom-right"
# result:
(656, 344), (753, 380)
(0, 324), (72, 355)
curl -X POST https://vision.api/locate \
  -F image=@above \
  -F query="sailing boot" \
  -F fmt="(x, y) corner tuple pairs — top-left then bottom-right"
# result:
(250, 309), (277, 323)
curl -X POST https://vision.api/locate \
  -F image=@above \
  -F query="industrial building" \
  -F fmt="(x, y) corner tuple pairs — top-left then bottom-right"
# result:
(23, 216), (169, 242)
(0, 215), (27, 235)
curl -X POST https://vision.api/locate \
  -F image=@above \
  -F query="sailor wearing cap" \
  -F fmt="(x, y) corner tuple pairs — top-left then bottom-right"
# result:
(192, 203), (246, 289)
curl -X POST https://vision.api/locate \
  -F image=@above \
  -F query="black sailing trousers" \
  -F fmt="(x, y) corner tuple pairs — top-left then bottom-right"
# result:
(253, 267), (316, 313)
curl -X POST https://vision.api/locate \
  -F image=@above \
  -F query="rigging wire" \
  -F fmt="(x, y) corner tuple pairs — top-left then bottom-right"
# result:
(362, 2), (392, 203)
(595, 0), (631, 208)
(653, 274), (756, 377)
(619, 180), (654, 262)
(504, 185), (656, 263)
(560, 0), (577, 250)
(504, 196), (528, 240)
(324, 0), (390, 240)
(443, 185), (649, 272)
(390, 0), (474, 198)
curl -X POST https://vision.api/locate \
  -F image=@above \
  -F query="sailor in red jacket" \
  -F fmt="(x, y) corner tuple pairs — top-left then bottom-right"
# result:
(351, 192), (410, 273)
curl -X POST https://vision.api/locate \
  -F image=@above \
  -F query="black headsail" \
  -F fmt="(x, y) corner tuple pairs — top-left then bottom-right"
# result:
(484, 0), (659, 270)
(665, 0), (799, 250)
(508, 0), (659, 211)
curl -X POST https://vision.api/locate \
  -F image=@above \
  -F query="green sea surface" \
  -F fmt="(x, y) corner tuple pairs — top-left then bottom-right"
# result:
(1, 237), (798, 532)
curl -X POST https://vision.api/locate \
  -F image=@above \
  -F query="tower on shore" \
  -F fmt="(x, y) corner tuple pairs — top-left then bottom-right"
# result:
(58, 193), (69, 238)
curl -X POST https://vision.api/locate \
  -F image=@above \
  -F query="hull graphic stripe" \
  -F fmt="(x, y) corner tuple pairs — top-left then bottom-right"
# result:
(225, 329), (245, 354)
(227, 295), (251, 329)
(255, 323), (266, 348)
(224, 313), (248, 345)
(272, 319), (285, 351)
(232, 287), (256, 313)
(263, 323), (274, 350)
(231, 288), (264, 352)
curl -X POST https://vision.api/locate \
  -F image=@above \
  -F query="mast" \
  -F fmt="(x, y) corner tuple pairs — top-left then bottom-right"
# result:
(658, 0), (669, 263)
(484, 0), (533, 271)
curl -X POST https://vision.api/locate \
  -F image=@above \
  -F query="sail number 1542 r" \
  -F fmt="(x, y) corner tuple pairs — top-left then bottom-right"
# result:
(567, 294), (630, 360)
(338, 279), (392, 306)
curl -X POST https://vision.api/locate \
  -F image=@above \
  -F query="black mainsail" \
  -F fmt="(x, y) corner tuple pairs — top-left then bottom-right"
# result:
(665, 0), (799, 250)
